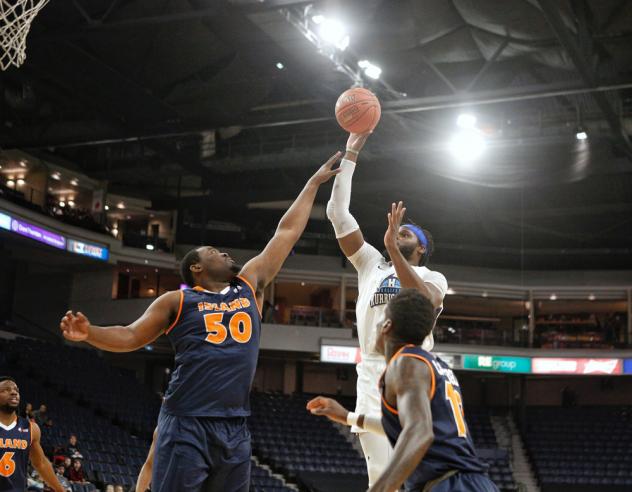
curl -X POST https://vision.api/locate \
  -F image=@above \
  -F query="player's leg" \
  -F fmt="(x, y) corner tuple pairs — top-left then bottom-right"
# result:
(358, 431), (394, 485)
(204, 417), (252, 492)
(151, 412), (210, 492)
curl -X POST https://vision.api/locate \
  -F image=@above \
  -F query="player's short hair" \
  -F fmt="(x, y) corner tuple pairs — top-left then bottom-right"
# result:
(387, 289), (435, 344)
(405, 221), (434, 266)
(0, 376), (16, 384)
(180, 248), (201, 287)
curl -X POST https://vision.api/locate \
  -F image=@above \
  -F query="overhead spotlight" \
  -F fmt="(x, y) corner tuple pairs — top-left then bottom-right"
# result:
(50, 172), (61, 181)
(549, 293), (557, 301)
(449, 130), (486, 163)
(67, 200), (75, 208)
(146, 244), (155, 251)
(70, 178), (79, 186)
(275, 62), (284, 70)
(318, 18), (350, 51)
(575, 129), (588, 140)
(311, 14), (325, 24)
(59, 201), (66, 208)
(19, 161), (27, 168)
(358, 60), (382, 80)
(111, 227), (118, 237)
(6, 179), (15, 188)
(588, 293), (596, 301)
(117, 202), (125, 209)
(456, 113), (477, 129)
(482, 291), (488, 298)
(16, 178), (25, 186)
(104, 205), (110, 211)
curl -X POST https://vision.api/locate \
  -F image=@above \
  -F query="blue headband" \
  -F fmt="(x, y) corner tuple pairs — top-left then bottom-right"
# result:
(403, 224), (428, 249)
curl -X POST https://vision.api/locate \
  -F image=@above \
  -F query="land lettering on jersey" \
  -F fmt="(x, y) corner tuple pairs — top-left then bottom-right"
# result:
(0, 438), (28, 449)
(197, 298), (251, 313)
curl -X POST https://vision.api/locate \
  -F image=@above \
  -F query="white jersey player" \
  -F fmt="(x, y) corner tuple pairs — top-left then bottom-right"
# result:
(326, 133), (448, 485)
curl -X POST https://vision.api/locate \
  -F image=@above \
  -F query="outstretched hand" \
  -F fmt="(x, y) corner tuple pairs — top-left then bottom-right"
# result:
(309, 151), (343, 186)
(384, 201), (406, 252)
(60, 310), (90, 342)
(346, 132), (371, 154)
(306, 396), (350, 425)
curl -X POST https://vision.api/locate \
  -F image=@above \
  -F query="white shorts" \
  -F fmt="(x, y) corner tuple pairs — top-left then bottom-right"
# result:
(352, 356), (386, 433)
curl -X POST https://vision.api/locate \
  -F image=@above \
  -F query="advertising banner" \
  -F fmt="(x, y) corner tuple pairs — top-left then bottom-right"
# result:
(463, 354), (531, 373)
(532, 358), (622, 375)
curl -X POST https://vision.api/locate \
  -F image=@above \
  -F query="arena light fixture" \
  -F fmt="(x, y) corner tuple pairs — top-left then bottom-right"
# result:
(50, 172), (61, 180)
(146, 244), (155, 251)
(588, 293), (596, 301)
(317, 18), (350, 51)
(104, 205), (110, 211)
(16, 178), (25, 186)
(6, 179), (15, 188)
(117, 202), (125, 209)
(67, 200), (75, 208)
(70, 178), (79, 186)
(549, 293), (557, 301)
(456, 113), (477, 129)
(275, 62), (284, 70)
(59, 200), (65, 207)
(449, 130), (486, 163)
(358, 60), (382, 80)
(19, 160), (27, 168)
(575, 130), (588, 140)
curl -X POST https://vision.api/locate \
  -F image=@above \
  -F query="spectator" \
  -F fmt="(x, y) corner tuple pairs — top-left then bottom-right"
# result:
(114, 486), (124, 492)
(105, 486), (114, 492)
(33, 404), (48, 426)
(65, 434), (83, 459)
(44, 418), (54, 429)
(53, 465), (72, 492)
(22, 402), (34, 419)
(67, 460), (87, 484)
(62, 458), (72, 479)
(27, 468), (45, 491)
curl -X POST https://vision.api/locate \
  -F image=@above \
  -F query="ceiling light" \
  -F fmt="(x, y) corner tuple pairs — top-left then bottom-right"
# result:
(117, 202), (125, 209)
(104, 205), (110, 211)
(146, 244), (155, 251)
(318, 18), (350, 51)
(449, 130), (486, 163)
(19, 161), (27, 168)
(6, 179), (15, 188)
(482, 291), (488, 298)
(59, 201), (66, 208)
(16, 178), (25, 186)
(275, 62), (284, 70)
(50, 172), (61, 181)
(588, 293), (596, 301)
(456, 113), (477, 129)
(70, 178), (79, 186)
(311, 14), (325, 24)
(575, 130), (588, 140)
(549, 293), (557, 301)
(68, 200), (75, 208)
(358, 59), (382, 80)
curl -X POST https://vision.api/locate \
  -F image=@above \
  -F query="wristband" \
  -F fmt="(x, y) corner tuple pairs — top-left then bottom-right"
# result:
(345, 148), (359, 155)
(346, 411), (360, 426)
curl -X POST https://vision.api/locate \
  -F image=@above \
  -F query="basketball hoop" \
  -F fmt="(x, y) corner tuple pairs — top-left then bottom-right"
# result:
(0, 0), (50, 71)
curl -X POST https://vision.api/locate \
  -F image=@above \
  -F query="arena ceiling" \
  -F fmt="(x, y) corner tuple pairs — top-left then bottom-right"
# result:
(2, 0), (632, 270)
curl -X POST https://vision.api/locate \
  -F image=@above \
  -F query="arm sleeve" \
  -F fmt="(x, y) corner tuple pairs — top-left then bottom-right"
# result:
(326, 159), (360, 238)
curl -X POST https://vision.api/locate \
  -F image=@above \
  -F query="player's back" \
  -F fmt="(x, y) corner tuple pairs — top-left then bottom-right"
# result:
(380, 345), (487, 490)
(163, 276), (261, 417)
(0, 415), (31, 492)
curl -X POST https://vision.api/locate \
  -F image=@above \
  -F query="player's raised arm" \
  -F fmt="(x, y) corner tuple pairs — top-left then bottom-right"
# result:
(384, 201), (444, 308)
(369, 357), (435, 492)
(326, 133), (370, 258)
(239, 152), (342, 294)
(29, 422), (66, 492)
(60, 290), (181, 352)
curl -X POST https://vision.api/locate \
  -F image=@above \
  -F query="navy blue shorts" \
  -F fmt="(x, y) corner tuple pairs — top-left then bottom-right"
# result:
(422, 472), (500, 492)
(151, 410), (251, 492)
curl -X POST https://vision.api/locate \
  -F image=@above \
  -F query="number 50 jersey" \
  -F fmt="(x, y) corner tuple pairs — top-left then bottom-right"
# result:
(380, 345), (487, 489)
(163, 276), (261, 418)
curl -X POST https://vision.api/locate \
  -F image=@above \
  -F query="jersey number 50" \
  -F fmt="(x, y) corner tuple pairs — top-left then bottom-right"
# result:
(204, 312), (252, 344)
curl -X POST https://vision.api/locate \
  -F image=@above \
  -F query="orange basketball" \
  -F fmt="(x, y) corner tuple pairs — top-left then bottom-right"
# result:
(335, 87), (381, 133)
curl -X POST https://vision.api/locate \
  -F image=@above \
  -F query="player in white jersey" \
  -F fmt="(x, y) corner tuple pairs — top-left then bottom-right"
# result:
(326, 133), (448, 485)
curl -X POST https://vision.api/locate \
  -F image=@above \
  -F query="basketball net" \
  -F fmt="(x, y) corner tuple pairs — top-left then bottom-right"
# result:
(0, 0), (50, 71)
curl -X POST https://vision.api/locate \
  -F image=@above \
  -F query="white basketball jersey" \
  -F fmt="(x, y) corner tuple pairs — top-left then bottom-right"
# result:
(348, 242), (448, 356)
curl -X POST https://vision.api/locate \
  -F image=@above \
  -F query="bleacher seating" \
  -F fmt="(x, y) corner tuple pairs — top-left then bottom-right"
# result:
(525, 406), (632, 492)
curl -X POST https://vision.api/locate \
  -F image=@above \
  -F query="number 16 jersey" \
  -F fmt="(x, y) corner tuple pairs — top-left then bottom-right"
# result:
(163, 276), (261, 418)
(380, 345), (487, 489)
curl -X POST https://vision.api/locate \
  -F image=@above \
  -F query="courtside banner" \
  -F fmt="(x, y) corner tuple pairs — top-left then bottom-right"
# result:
(463, 354), (531, 373)
(320, 345), (362, 364)
(532, 358), (622, 375)
(10, 217), (66, 249)
(67, 238), (109, 261)
(0, 211), (11, 230)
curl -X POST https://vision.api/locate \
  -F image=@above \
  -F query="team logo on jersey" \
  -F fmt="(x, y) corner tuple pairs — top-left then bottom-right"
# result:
(370, 274), (401, 307)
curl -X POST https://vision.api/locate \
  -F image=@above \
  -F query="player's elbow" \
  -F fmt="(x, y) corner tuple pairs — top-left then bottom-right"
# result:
(409, 422), (434, 449)
(326, 199), (336, 222)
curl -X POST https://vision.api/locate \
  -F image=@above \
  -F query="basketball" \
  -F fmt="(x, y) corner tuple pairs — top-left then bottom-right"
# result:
(335, 87), (381, 133)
